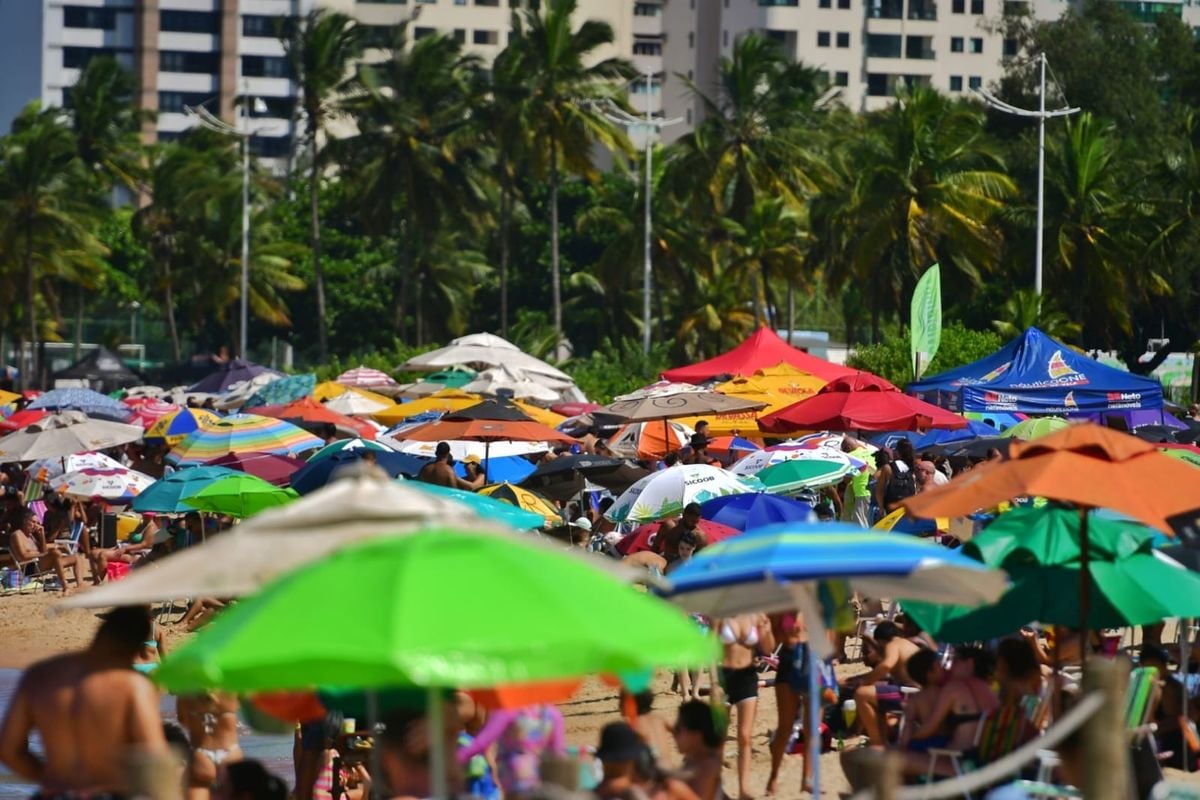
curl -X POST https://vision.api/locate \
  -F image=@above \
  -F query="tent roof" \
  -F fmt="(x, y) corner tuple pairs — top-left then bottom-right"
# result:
(661, 327), (855, 384)
(908, 327), (1163, 414)
(52, 347), (139, 385)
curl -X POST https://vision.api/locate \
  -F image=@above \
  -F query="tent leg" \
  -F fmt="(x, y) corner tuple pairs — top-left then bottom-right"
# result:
(1080, 507), (1090, 667)
(808, 643), (822, 798)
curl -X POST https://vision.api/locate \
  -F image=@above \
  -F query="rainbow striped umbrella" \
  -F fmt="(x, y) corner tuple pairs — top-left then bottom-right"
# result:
(168, 414), (323, 466)
(146, 408), (222, 445)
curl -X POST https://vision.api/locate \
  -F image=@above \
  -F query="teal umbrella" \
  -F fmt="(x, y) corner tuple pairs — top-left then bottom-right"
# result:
(403, 480), (547, 530)
(426, 368), (476, 388)
(904, 506), (1200, 641)
(244, 374), (318, 408)
(131, 466), (239, 513)
(307, 438), (397, 462)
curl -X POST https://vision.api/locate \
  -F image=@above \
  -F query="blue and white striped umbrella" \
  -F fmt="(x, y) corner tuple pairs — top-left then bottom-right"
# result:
(29, 388), (131, 422)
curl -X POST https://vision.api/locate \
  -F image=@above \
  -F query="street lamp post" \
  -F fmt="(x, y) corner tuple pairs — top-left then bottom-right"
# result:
(601, 74), (683, 354)
(976, 53), (1079, 296)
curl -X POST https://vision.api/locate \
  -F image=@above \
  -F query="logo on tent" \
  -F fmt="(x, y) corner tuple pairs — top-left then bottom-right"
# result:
(1063, 391), (1077, 409)
(1047, 351), (1084, 383)
(1106, 391), (1141, 409)
(979, 362), (1011, 383)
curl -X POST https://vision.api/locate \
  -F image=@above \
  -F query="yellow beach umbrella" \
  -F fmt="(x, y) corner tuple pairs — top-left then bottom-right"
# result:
(0, 390), (20, 407)
(146, 408), (223, 446)
(512, 401), (566, 428)
(311, 381), (394, 407)
(675, 364), (826, 437)
(476, 482), (560, 524)
(371, 388), (483, 426)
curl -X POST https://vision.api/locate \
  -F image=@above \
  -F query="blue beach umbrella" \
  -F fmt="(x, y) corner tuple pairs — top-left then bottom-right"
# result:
(662, 522), (1007, 800)
(290, 450), (431, 495)
(244, 373), (318, 408)
(867, 430), (922, 449)
(454, 455), (536, 484)
(29, 388), (132, 422)
(914, 419), (1000, 450)
(307, 438), (398, 462)
(700, 492), (814, 531)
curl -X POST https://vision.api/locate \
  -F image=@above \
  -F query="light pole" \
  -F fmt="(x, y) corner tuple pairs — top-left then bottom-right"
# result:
(601, 74), (683, 354)
(130, 301), (140, 346)
(184, 88), (265, 358)
(976, 53), (1078, 296)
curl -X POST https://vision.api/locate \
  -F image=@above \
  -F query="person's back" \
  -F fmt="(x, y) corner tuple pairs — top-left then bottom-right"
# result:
(0, 606), (167, 795)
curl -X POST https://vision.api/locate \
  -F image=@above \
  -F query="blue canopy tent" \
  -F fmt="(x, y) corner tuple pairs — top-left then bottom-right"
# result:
(908, 327), (1163, 415)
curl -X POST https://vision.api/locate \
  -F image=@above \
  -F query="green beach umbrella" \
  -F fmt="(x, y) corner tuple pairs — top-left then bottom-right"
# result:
(1001, 416), (1069, 440)
(182, 473), (297, 518)
(1161, 447), (1200, 469)
(131, 466), (239, 514)
(904, 506), (1200, 641)
(155, 526), (718, 693)
(403, 480), (547, 530)
(756, 455), (856, 494)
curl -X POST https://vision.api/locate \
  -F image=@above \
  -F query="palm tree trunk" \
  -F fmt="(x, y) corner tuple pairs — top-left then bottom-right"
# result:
(499, 184), (511, 339)
(163, 270), (181, 363)
(23, 227), (37, 390)
(310, 135), (328, 362)
(549, 139), (562, 339)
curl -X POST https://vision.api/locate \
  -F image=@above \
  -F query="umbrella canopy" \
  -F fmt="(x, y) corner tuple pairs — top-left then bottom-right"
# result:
(0, 411), (143, 464)
(756, 454), (859, 493)
(520, 454), (649, 501)
(311, 381), (394, 405)
(336, 366), (400, 393)
(49, 466), (155, 504)
(322, 391), (391, 417)
(406, 481), (548, 530)
(461, 365), (561, 404)
(385, 438), (549, 461)
(154, 527), (717, 693)
(0, 408), (47, 433)
(602, 382), (766, 423)
(203, 452), (307, 486)
(244, 374), (318, 409)
(914, 419), (1001, 450)
(759, 372), (968, 434)
(187, 358), (282, 394)
(607, 421), (695, 460)
(675, 365), (828, 436)
(1001, 416), (1070, 440)
(700, 492), (815, 531)
(1161, 445), (1200, 469)
(403, 332), (573, 384)
(616, 519), (740, 555)
(731, 446), (855, 477)
(131, 466), (239, 513)
(307, 438), (398, 461)
(371, 389), (483, 426)
(29, 388), (132, 422)
(476, 483), (559, 523)
(706, 436), (762, 455)
(126, 400), (180, 430)
(289, 450), (430, 494)
(903, 506), (1200, 640)
(456, 456), (536, 485)
(169, 414), (323, 466)
(446, 399), (534, 422)
(927, 435), (1013, 460)
(607, 464), (762, 523)
(145, 408), (222, 445)
(182, 473), (296, 518)
(392, 417), (576, 446)
(868, 431), (924, 450)
(905, 423), (1200, 535)
(251, 397), (377, 440)
(28, 451), (124, 481)
(63, 472), (483, 609)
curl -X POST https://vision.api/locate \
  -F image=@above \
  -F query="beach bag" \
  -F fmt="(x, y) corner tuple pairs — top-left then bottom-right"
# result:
(107, 562), (131, 582)
(884, 461), (917, 505)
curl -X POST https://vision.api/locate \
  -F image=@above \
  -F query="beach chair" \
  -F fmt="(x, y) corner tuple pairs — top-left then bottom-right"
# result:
(1151, 782), (1200, 800)
(0, 549), (56, 594)
(54, 520), (85, 556)
(925, 701), (1042, 799)
(1126, 666), (1161, 743)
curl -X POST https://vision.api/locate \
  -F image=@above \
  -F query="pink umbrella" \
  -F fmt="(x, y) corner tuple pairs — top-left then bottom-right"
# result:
(615, 519), (740, 556)
(203, 452), (306, 487)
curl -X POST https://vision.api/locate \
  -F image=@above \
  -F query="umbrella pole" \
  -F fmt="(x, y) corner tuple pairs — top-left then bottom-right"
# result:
(367, 689), (382, 800)
(484, 440), (490, 484)
(1079, 507), (1090, 666)
(428, 687), (449, 799)
(808, 643), (822, 798)
(1182, 618), (1193, 772)
(663, 418), (670, 459)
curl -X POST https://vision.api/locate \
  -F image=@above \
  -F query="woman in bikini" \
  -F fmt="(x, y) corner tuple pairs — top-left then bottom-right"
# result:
(717, 614), (774, 800)
(766, 612), (808, 796)
(177, 691), (242, 798)
(674, 700), (727, 800)
(89, 516), (159, 582)
(901, 646), (999, 778)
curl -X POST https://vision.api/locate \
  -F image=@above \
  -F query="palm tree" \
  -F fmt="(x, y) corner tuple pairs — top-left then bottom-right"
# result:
(0, 104), (104, 387)
(505, 0), (634, 339)
(283, 9), (362, 361)
(64, 56), (146, 192)
(992, 288), (1082, 341)
(723, 197), (810, 329)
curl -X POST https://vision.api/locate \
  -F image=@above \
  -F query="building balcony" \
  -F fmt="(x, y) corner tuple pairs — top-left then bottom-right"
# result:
(907, 1), (938, 20)
(866, 0), (904, 18)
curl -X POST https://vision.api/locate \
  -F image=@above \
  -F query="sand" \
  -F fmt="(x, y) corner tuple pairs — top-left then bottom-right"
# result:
(3, 590), (1200, 798)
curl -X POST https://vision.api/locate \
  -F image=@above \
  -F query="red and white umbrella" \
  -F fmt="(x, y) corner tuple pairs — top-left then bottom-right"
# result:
(336, 366), (400, 392)
(127, 400), (180, 430)
(49, 466), (155, 503)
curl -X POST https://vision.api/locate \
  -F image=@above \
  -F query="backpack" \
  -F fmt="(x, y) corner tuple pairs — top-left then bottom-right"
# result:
(884, 461), (917, 505)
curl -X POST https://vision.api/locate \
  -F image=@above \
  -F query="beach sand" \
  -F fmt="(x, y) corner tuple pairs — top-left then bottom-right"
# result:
(3, 590), (1200, 798)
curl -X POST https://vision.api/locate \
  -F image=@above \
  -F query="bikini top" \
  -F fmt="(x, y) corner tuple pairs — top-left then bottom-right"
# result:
(718, 619), (760, 647)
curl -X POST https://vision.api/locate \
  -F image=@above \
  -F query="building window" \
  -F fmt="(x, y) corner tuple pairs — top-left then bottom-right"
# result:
(952, 0), (965, 11)
(451, 28), (465, 43)
(836, 31), (850, 47)
(689, 31), (695, 48)
(243, 15), (289, 38)
(473, 29), (499, 44)
(723, 29), (729, 46)
(971, 0), (984, 11)
(635, 2), (664, 14)
(249, 135), (292, 158)
(160, 50), (219, 74)
(63, 46), (119, 69)
(157, 91), (210, 113)
(63, 5), (117, 30)
(241, 55), (289, 78)
(355, 0), (407, 3)
(968, 75), (982, 89)
(969, 36), (983, 52)
(363, 25), (395, 47)
(839, 0), (851, 7)
(835, 70), (849, 86)
(817, 31), (831, 46)
(251, 96), (294, 118)
(160, 10), (221, 34)
(413, 26), (436, 39)
(1003, 37), (1018, 56)
(866, 33), (901, 56)
(949, 75), (963, 91)
(950, 36), (964, 52)
(819, 0), (832, 8)
(866, 73), (890, 96)
(686, 108), (693, 125)
(633, 40), (662, 55)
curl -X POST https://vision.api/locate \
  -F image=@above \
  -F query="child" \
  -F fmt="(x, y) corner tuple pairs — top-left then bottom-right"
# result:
(456, 693), (499, 800)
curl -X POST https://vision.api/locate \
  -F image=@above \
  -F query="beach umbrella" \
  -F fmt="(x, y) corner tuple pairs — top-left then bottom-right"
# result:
(0, 389), (21, 406)
(29, 387), (132, 422)
(307, 437), (398, 461)
(336, 365), (400, 394)
(606, 464), (762, 523)
(391, 418), (576, 460)
(385, 437), (548, 462)
(169, 414), (323, 465)
(706, 436), (762, 455)
(27, 451), (124, 481)
(616, 519), (740, 555)
(700, 492), (815, 531)
(602, 382), (767, 423)
(731, 446), (851, 477)
(927, 435), (1013, 460)
(322, 391), (391, 417)
(1001, 416), (1069, 440)
(0, 408), (47, 433)
(551, 402), (602, 417)
(182, 473), (296, 518)
(903, 506), (1200, 641)
(663, 521), (1007, 800)
(145, 408), (222, 445)
(154, 526), (717, 693)
(131, 466), (239, 513)
(126, 400), (180, 430)
(758, 372), (968, 433)
(406, 481), (548, 530)
(914, 419), (1001, 450)
(520, 454), (649, 501)
(868, 431), (923, 450)
(250, 396), (377, 440)
(64, 472), (482, 609)
(476, 483), (559, 523)
(371, 389), (482, 426)
(1161, 445), (1200, 468)
(188, 358), (282, 394)
(461, 365), (561, 404)
(203, 452), (307, 486)
(675, 365), (827, 435)
(455, 455), (536, 485)
(403, 332), (574, 384)
(311, 381), (394, 406)
(756, 454), (858, 493)
(607, 420), (695, 460)
(49, 466), (155, 503)
(0, 411), (143, 464)
(289, 450), (430, 494)
(244, 374), (318, 409)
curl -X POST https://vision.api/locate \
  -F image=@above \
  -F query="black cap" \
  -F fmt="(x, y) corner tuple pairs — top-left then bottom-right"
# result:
(595, 722), (646, 762)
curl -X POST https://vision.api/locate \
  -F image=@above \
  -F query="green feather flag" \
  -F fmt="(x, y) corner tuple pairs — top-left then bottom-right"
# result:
(911, 263), (942, 379)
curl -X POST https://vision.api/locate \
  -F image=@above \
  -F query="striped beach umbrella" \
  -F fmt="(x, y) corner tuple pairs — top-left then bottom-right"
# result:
(169, 414), (323, 465)
(146, 408), (222, 445)
(336, 365), (400, 392)
(127, 400), (180, 430)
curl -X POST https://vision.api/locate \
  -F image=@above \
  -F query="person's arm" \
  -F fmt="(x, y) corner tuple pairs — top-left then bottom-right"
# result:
(456, 709), (517, 763)
(0, 677), (46, 784)
(127, 676), (168, 750)
(850, 642), (901, 687)
(874, 466), (891, 509)
(8, 531), (35, 562)
(664, 777), (701, 800)
(756, 616), (776, 655)
(454, 473), (484, 491)
(910, 685), (958, 741)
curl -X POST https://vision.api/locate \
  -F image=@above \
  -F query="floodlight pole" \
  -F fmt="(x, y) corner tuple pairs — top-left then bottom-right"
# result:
(976, 53), (1079, 296)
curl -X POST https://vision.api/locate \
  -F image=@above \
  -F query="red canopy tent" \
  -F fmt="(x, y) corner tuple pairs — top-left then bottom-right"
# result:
(758, 372), (968, 433)
(661, 327), (854, 384)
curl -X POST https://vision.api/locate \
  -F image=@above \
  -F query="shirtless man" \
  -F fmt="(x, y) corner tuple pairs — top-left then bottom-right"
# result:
(0, 605), (168, 797)
(7, 512), (81, 593)
(840, 621), (925, 746)
(417, 443), (483, 490)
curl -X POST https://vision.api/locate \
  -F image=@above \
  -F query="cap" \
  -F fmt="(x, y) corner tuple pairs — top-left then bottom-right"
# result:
(571, 517), (592, 532)
(595, 722), (646, 762)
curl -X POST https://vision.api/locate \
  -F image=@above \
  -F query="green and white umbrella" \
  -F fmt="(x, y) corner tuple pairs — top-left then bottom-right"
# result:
(606, 464), (762, 523)
(756, 453), (858, 493)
